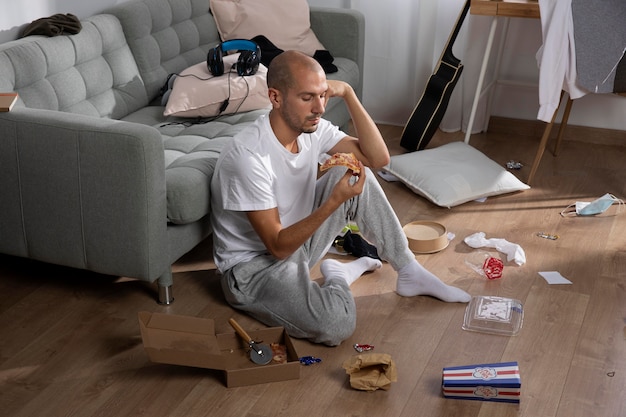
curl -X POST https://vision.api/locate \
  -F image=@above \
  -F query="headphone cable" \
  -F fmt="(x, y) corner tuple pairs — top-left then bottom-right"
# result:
(160, 64), (252, 126)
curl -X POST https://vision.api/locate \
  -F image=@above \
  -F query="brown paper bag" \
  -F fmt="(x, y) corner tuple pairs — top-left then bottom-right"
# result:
(342, 353), (397, 391)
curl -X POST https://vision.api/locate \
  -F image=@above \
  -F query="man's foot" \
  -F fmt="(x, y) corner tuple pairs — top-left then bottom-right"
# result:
(396, 260), (471, 302)
(321, 257), (382, 286)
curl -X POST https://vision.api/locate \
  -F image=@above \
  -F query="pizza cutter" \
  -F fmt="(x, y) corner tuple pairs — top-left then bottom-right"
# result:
(228, 318), (273, 365)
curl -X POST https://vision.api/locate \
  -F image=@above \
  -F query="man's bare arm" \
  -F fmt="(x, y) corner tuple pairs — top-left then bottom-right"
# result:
(325, 81), (390, 169)
(247, 164), (365, 259)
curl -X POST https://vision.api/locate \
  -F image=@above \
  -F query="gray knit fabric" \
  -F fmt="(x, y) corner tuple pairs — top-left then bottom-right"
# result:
(572, 0), (626, 93)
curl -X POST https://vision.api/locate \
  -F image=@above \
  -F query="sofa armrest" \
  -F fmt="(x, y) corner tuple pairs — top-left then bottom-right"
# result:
(0, 108), (170, 282)
(310, 7), (366, 98)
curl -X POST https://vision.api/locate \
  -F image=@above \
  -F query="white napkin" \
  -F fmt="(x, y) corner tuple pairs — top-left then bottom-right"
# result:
(464, 232), (526, 265)
(539, 271), (572, 284)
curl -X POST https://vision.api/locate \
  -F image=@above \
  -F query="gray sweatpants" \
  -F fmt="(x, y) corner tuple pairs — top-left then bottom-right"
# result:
(220, 167), (415, 345)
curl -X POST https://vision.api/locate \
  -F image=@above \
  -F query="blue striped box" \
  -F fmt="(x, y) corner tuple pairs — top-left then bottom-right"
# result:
(442, 361), (521, 403)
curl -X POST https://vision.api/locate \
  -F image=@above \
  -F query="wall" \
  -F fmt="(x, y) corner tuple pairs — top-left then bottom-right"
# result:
(2, 0), (625, 132)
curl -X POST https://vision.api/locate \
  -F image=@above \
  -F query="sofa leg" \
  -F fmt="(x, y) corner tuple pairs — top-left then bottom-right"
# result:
(156, 270), (174, 305)
(158, 284), (174, 305)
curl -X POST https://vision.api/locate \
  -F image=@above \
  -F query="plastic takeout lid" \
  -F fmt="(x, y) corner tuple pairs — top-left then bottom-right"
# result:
(462, 295), (524, 336)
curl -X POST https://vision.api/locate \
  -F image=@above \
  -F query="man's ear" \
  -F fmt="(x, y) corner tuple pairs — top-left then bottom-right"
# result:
(268, 88), (281, 107)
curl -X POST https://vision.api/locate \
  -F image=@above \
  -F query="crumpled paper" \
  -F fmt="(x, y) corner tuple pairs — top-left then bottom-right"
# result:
(342, 353), (397, 391)
(464, 232), (526, 266)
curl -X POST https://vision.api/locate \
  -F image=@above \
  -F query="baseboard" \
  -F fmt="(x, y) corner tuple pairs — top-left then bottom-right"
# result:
(488, 116), (626, 147)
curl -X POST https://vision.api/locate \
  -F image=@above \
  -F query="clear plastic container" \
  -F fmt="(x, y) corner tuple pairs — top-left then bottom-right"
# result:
(462, 296), (524, 336)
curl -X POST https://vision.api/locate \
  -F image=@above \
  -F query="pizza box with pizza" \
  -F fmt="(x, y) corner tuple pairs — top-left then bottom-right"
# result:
(138, 311), (301, 387)
(442, 361), (521, 403)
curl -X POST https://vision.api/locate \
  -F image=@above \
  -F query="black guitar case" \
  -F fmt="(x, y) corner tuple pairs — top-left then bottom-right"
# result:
(400, 0), (471, 151)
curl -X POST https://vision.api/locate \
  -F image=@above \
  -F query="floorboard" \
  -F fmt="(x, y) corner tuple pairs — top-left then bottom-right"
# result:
(1, 121), (625, 417)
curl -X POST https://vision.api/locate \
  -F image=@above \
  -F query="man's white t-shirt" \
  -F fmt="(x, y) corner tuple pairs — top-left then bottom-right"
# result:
(210, 114), (345, 272)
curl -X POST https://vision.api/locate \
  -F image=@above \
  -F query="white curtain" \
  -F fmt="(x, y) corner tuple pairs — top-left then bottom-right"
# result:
(309, 0), (490, 132)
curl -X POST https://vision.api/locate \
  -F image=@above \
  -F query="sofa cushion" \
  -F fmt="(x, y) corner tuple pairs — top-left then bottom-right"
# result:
(210, 0), (325, 56)
(163, 53), (271, 118)
(107, 0), (222, 101)
(122, 107), (270, 224)
(0, 14), (148, 118)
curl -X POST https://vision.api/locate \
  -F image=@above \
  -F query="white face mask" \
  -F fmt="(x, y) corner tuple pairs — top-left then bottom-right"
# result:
(561, 193), (624, 217)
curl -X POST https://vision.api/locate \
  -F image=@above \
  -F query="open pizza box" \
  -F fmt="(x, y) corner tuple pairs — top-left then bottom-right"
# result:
(138, 311), (301, 387)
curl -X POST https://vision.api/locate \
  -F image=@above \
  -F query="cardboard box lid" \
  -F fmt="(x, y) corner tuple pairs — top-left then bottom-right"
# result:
(138, 312), (302, 387)
(138, 311), (232, 370)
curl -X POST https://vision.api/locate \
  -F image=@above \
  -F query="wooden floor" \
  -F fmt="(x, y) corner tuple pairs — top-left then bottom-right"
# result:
(1, 120), (625, 417)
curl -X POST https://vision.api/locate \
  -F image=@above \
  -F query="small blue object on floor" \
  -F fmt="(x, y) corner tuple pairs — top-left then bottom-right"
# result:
(299, 356), (322, 366)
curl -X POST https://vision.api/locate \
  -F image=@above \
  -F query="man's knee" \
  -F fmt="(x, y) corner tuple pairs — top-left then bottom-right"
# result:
(312, 312), (356, 346)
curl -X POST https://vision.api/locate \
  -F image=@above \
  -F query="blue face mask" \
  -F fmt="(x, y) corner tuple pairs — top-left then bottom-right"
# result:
(561, 193), (624, 217)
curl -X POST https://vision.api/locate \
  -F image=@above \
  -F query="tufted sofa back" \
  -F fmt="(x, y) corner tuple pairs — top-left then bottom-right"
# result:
(107, 0), (222, 102)
(0, 14), (148, 119)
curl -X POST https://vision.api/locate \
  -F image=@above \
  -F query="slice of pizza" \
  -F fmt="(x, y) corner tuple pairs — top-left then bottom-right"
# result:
(320, 152), (361, 174)
(270, 343), (287, 364)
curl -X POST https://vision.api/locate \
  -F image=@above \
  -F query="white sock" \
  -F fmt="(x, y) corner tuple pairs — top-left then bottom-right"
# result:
(396, 260), (471, 303)
(320, 257), (382, 286)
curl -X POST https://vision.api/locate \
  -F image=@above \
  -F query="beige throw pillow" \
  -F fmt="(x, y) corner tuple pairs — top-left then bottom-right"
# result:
(383, 142), (530, 208)
(210, 0), (325, 56)
(163, 53), (271, 118)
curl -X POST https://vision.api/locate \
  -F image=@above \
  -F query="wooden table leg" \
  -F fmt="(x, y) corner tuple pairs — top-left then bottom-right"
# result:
(527, 91), (565, 184)
(553, 96), (574, 156)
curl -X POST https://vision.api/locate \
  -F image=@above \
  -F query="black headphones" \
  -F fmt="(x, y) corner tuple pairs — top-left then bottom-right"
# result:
(207, 39), (261, 76)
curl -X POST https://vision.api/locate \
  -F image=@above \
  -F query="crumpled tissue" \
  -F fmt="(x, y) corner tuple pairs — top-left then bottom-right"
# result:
(342, 353), (397, 391)
(464, 232), (526, 266)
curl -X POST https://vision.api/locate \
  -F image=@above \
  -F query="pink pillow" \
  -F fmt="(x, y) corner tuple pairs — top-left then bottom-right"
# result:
(164, 53), (271, 118)
(210, 0), (325, 56)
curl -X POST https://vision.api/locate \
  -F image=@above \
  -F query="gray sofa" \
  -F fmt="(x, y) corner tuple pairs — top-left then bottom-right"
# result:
(0, 0), (364, 304)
